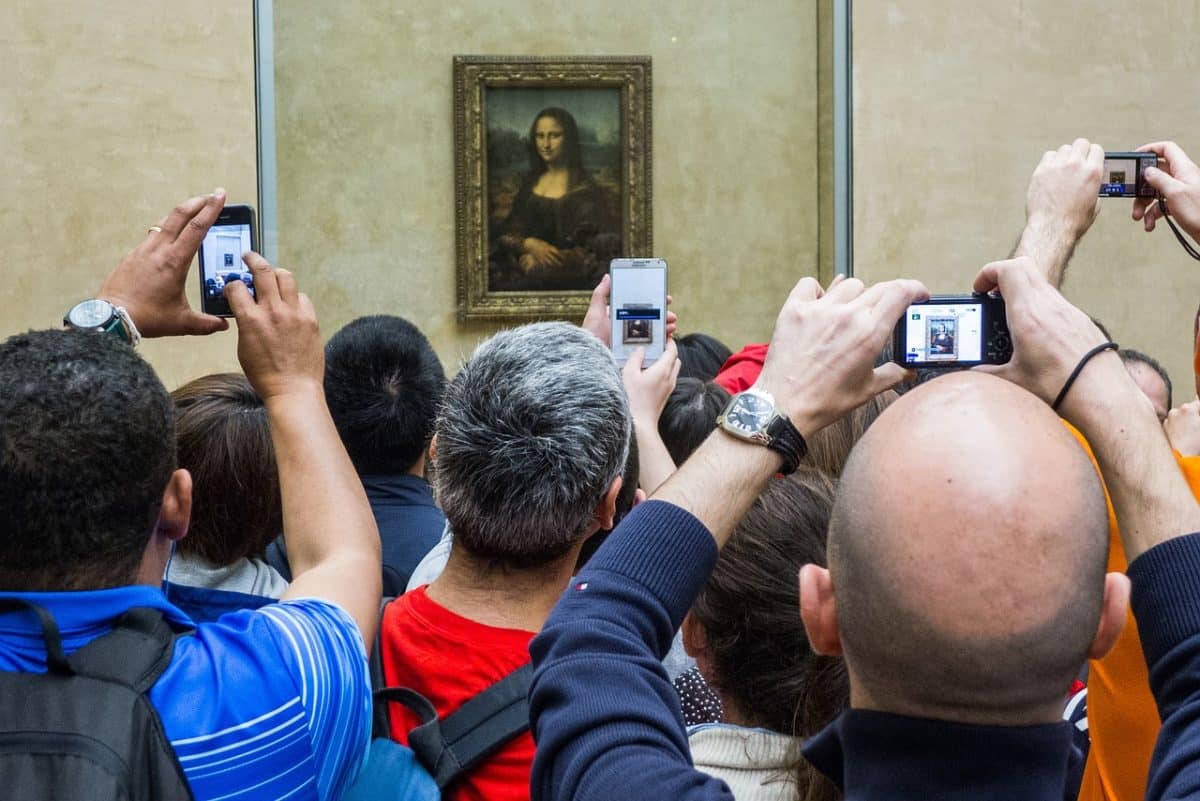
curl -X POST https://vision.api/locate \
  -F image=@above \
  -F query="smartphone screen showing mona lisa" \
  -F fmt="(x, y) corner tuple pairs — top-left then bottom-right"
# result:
(610, 258), (668, 367)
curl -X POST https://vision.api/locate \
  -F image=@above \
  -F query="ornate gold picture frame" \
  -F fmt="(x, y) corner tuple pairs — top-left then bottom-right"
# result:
(454, 56), (652, 321)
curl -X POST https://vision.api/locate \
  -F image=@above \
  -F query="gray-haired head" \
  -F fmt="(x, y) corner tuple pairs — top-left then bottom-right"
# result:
(435, 322), (631, 568)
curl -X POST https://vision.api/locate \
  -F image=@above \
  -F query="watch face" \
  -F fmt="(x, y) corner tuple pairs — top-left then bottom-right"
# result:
(68, 299), (114, 328)
(725, 392), (775, 436)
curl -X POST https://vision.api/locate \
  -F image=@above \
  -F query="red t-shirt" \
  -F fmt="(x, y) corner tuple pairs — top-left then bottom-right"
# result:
(715, 342), (768, 394)
(380, 586), (536, 801)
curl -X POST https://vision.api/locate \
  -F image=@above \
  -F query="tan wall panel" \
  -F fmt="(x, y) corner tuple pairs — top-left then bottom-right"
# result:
(0, 3), (258, 390)
(853, 2), (1200, 397)
(274, 0), (820, 367)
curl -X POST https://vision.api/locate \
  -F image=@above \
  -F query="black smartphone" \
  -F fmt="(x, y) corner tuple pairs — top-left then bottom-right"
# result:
(197, 204), (257, 317)
(892, 294), (1011, 368)
(609, 258), (668, 367)
(1100, 152), (1159, 198)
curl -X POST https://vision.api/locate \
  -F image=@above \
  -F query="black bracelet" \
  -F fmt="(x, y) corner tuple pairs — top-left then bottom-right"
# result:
(1051, 342), (1119, 411)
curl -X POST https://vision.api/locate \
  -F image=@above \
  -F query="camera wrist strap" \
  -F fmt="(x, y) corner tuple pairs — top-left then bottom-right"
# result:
(1051, 342), (1119, 412)
(1159, 199), (1200, 261)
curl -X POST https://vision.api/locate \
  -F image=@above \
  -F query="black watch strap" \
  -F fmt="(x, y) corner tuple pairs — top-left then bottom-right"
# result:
(765, 414), (807, 475)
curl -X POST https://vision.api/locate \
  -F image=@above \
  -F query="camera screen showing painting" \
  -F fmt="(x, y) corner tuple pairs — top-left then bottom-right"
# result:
(902, 303), (983, 364)
(1100, 152), (1158, 198)
(609, 258), (667, 367)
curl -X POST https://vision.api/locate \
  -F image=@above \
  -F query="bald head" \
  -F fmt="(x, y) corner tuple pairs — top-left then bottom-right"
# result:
(828, 372), (1109, 724)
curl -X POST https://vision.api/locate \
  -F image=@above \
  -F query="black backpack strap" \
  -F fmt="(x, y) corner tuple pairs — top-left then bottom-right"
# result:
(369, 597), (396, 738)
(0, 597), (72, 675)
(67, 607), (186, 693)
(376, 663), (533, 790)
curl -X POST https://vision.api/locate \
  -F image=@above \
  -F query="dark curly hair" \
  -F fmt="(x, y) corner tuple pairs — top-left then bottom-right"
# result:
(0, 330), (175, 590)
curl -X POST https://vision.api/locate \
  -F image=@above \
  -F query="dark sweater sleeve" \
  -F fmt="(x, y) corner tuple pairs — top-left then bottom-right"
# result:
(528, 500), (734, 801)
(1127, 532), (1200, 800)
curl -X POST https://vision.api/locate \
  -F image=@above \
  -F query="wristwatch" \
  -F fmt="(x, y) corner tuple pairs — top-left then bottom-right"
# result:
(716, 388), (808, 475)
(63, 299), (140, 346)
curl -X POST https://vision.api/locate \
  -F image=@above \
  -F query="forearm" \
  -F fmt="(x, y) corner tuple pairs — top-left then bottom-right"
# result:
(634, 421), (678, 494)
(1013, 216), (1081, 289)
(529, 501), (731, 801)
(268, 389), (381, 594)
(1063, 358), (1200, 559)
(651, 430), (781, 550)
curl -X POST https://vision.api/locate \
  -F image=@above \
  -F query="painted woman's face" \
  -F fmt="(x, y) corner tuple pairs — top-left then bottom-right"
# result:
(534, 116), (566, 165)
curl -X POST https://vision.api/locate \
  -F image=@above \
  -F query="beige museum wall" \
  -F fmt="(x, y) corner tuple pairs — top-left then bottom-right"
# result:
(0, 3), (258, 391)
(853, 2), (1200, 397)
(273, 0), (823, 369)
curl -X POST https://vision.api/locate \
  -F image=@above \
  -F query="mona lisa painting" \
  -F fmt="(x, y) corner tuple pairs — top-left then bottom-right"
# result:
(454, 56), (652, 321)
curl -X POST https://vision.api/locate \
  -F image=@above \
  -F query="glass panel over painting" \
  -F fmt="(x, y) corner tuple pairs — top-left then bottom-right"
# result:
(269, 0), (831, 356)
(486, 88), (622, 293)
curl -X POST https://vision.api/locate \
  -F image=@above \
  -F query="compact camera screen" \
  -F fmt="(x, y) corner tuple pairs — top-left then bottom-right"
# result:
(1100, 152), (1158, 198)
(199, 221), (255, 315)
(901, 302), (984, 365)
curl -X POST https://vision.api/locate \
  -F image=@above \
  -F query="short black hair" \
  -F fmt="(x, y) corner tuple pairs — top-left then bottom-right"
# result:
(0, 330), (175, 590)
(675, 333), (733, 383)
(658, 379), (731, 465)
(1120, 348), (1173, 410)
(324, 316), (446, 475)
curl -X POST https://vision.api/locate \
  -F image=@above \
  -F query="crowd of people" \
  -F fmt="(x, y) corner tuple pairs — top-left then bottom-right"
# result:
(3, 138), (1200, 801)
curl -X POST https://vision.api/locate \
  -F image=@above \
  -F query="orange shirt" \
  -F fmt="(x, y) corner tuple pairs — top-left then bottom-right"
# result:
(1069, 423), (1200, 801)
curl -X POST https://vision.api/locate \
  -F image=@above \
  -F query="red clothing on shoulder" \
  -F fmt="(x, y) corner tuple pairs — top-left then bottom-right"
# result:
(714, 343), (768, 393)
(380, 586), (536, 801)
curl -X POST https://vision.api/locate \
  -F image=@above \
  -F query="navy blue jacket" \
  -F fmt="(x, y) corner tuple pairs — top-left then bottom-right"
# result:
(528, 500), (1169, 801)
(268, 473), (445, 596)
(1127, 534), (1200, 799)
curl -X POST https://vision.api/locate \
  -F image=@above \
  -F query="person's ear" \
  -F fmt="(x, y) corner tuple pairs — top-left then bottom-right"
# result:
(799, 563), (843, 656)
(1087, 572), (1131, 660)
(681, 611), (707, 658)
(428, 435), (438, 462)
(592, 476), (622, 531)
(156, 469), (192, 542)
(682, 612), (719, 686)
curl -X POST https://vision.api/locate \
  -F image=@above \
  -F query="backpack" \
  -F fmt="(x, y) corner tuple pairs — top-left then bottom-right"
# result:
(342, 598), (533, 801)
(0, 598), (194, 801)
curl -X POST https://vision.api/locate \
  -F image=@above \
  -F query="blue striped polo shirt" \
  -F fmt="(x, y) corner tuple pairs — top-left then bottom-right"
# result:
(0, 586), (371, 801)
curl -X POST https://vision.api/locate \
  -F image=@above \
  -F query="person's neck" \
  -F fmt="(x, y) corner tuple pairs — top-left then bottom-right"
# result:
(405, 454), (427, 479)
(718, 693), (756, 728)
(425, 543), (581, 632)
